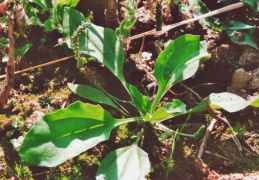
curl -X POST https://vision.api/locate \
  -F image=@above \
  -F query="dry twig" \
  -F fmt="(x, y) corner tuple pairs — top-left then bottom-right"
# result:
(0, 12), (14, 108)
(197, 98), (242, 159)
(122, 2), (245, 42)
(0, 56), (75, 80)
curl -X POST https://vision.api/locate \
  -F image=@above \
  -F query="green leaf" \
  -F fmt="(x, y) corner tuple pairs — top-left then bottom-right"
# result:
(233, 127), (238, 132)
(28, 0), (52, 10)
(96, 144), (150, 180)
(78, 23), (125, 83)
(53, 0), (80, 26)
(125, 83), (151, 115)
(30, 16), (43, 26)
(235, 122), (241, 129)
(71, 20), (152, 114)
(165, 99), (187, 113)
(44, 16), (56, 32)
(179, 4), (188, 13)
(226, 30), (258, 49)
(145, 99), (186, 122)
(238, 129), (247, 136)
(221, 20), (255, 30)
(67, 83), (120, 110)
(151, 34), (210, 113)
(188, 0), (219, 29)
(207, 93), (259, 112)
(242, 0), (259, 12)
(155, 92), (259, 123)
(63, 10), (150, 114)
(115, 0), (137, 40)
(53, 0), (79, 8)
(19, 43), (33, 58)
(63, 7), (86, 48)
(19, 101), (132, 167)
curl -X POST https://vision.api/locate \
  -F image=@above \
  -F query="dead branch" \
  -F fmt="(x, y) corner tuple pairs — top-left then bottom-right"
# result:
(122, 2), (245, 42)
(0, 0), (11, 15)
(0, 56), (75, 80)
(197, 97), (242, 159)
(0, 12), (15, 108)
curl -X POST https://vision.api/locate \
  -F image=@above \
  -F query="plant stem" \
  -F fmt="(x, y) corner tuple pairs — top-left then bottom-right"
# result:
(0, 12), (14, 108)
(134, 129), (144, 145)
(117, 116), (143, 122)
(105, 0), (119, 29)
(156, 122), (196, 138)
(122, 2), (246, 42)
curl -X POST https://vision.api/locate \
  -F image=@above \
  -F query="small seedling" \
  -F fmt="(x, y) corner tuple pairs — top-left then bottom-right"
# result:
(12, 117), (24, 129)
(233, 122), (247, 136)
(38, 96), (52, 108)
(227, 60), (239, 72)
(6, 131), (13, 138)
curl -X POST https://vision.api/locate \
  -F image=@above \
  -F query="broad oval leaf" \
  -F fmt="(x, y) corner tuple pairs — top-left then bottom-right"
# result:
(19, 101), (132, 167)
(96, 144), (150, 180)
(68, 83), (120, 110)
(151, 34), (210, 113)
(187, 93), (259, 114)
(154, 93), (259, 123)
(78, 23), (125, 83)
(208, 92), (259, 112)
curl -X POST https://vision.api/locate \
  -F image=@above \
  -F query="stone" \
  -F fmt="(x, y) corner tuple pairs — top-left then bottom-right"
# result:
(248, 68), (259, 89)
(239, 47), (259, 66)
(227, 68), (252, 92)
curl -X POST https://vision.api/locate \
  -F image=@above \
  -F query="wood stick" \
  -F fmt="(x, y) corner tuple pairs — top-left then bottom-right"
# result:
(0, 56), (74, 80)
(122, 2), (246, 42)
(0, 12), (14, 107)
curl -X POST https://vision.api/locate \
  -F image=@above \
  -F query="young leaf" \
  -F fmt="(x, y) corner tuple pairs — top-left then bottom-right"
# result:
(53, 0), (80, 25)
(68, 83), (121, 110)
(28, 0), (52, 10)
(151, 34), (210, 113)
(53, 0), (79, 8)
(188, 0), (219, 29)
(96, 144), (150, 180)
(19, 101), (134, 167)
(165, 99), (187, 113)
(44, 16), (56, 32)
(145, 99), (186, 122)
(116, 0), (137, 40)
(238, 129), (247, 136)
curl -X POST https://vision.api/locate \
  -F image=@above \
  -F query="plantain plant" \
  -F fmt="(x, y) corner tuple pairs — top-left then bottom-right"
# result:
(18, 0), (259, 179)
